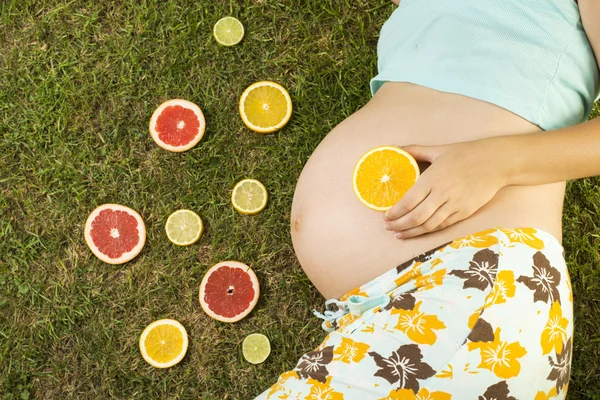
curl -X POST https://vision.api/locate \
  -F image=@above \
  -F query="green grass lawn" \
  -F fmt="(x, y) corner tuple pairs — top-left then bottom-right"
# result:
(1, 0), (599, 398)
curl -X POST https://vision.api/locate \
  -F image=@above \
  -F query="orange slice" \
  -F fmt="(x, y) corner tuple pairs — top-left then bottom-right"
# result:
(352, 145), (420, 211)
(139, 319), (188, 368)
(239, 81), (292, 133)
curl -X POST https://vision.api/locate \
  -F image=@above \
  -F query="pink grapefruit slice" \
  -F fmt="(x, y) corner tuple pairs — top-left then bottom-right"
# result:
(149, 99), (206, 152)
(84, 204), (146, 264)
(199, 261), (260, 323)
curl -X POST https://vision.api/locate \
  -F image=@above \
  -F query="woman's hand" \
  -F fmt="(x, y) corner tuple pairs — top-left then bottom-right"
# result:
(383, 137), (511, 239)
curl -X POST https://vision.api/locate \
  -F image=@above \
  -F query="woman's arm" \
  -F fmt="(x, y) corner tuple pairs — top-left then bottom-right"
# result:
(505, 117), (600, 186)
(383, 117), (600, 239)
(580, 0), (600, 68)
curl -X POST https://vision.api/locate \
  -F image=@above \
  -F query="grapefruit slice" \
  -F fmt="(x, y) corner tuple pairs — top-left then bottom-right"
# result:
(199, 261), (260, 323)
(84, 204), (146, 264)
(139, 319), (188, 368)
(352, 145), (420, 212)
(149, 99), (206, 152)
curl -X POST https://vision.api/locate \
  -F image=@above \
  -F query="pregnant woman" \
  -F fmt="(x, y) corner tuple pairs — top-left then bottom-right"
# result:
(257, 0), (600, 398)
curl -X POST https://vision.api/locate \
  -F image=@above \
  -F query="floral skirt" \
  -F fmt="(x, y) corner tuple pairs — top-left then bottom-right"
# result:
(255, 227), (573, 400)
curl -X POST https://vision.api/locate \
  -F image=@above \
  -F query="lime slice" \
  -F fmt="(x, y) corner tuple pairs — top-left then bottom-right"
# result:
(231, 179), (268, 215)
(165, 209), (203, 246)
(213, 17), (244, 46)
(242, 333), (271, 364)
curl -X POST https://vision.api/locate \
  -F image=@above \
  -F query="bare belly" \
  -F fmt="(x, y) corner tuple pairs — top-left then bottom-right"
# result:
(291, 82), (566, 299)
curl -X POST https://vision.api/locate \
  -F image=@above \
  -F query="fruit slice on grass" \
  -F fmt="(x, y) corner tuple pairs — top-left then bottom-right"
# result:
(139, 319), (189, 368)
(239, 81), (292, 134)
(199, 261), (260, 323)
(165, 209), (203, 246)
(213, 16), (244, 46)
(149, 99), (206, 152)
(352, 145), (420, 212)
(242, 333), (271, 364)
(231, 179), (268, 215)
(84, 204), (146, 264)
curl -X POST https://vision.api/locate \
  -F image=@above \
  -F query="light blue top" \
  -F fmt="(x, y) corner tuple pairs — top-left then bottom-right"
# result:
(370, 0), (600, 131)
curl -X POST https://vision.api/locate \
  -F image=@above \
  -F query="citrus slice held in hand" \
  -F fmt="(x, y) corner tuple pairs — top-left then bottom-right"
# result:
(149, 99), (206, 152)
(352, 145), (420, 211)
(239, 81), (292, 133)
(199, 261), (260, 323)
(165, 209), (203, 246)
(213, 16), (244, 46)
(242, 333), (271, 364)
(139, 319), (188, 368)
(232, 179), (268, 215)
(84, 204), (146, 264)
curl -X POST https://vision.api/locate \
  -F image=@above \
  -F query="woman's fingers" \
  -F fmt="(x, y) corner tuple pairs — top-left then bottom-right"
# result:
(385, 190), (445, 232)
(393, 203), (455, 239)
(384, 185), (432, 222)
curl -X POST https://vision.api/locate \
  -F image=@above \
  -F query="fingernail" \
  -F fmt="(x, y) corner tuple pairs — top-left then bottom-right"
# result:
(384, 223), (392, 231)
(394, 232), (403, 239)
(383, 212), (390, 221)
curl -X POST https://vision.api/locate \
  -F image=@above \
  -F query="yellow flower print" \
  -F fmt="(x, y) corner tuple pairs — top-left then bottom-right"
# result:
(450, 229), (498, 249)
(416, 388), (452, 399)
(467, 327), (527, 379)
(379, 388), (415, 400)
(337, 312), (359, 330)
(379, 388), (451, 400)
(395, 263), (423, 287)
(541, 301), (568, 355)
(392, 301), (446, 345)
(483, 270), (516, 308)
(340, 287), (368, 301)
(566, 272), (573, 303)
(416, 269), (446, 291)
(333, 337), (370, 364)
(266, 371), (298, 400)
(305, 376), (344, 400)
(468, 309), (482, 330)
(500, 228), (544, 250)
(534, 387), (558, 400)
(435, 364), (453, 379)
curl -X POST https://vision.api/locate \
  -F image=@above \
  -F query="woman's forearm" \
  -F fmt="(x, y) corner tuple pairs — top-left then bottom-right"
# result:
(503, 117), (600, 185)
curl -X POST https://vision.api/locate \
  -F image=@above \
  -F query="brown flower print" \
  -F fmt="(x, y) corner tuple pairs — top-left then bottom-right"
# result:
(295, 345), (334, 383)
(547, 338), (572, 394)
(384, 292), (416, 311)
(478, 381), (516, 400)
(396, 241), (451, 273)
(369, 344), (435, 393)
(468, 318), (494, 343)
(517, 251), (561, 305)
(449, 249), (499, 291)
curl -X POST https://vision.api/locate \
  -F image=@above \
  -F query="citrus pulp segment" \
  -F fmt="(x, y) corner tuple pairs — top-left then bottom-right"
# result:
(239, 81), (292, 133)
(352, 145), (420, 211)
(165, 209), (203, 246)
(231, 179), (268, 215)
(139, 319), (188, 368)
(213, 16), (244, 46)
(242, 333), (271, 364)
(149, 99), (206, 152)
(84, 204), (146, 264)
(199, 261), (260, 323)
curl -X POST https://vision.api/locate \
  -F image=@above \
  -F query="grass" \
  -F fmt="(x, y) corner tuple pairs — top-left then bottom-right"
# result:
(0, 0), (599, 398)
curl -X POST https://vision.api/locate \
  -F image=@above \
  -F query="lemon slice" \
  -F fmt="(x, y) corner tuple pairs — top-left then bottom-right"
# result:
(239, 81), (292, 134)
(213, 17), (244, 46)
(232, 179), (268, 215)
(139, 319), (188, 368)
(243, 333), (271, 364)
(165, 209), (203, 246)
